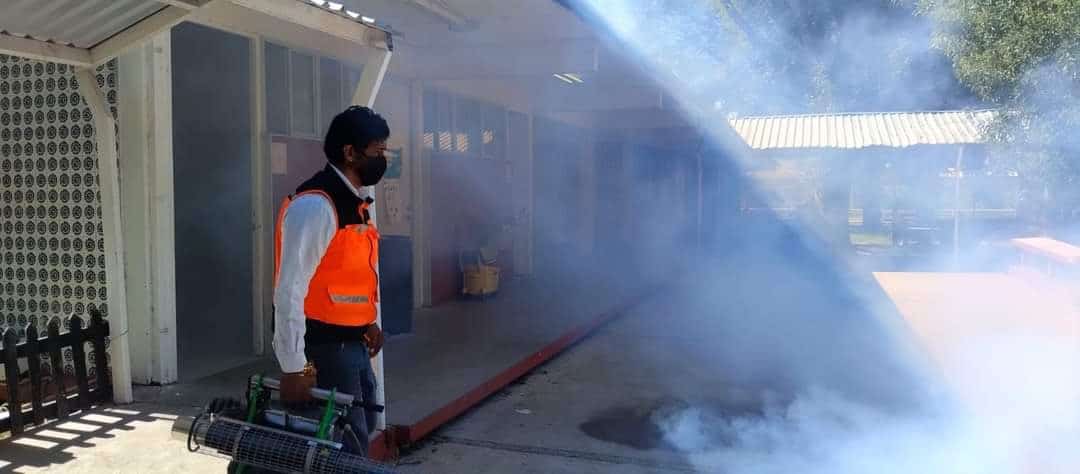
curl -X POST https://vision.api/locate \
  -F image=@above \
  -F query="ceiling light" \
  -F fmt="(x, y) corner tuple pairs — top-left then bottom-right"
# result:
(362, 16), (376, 23)
(327, 2), (343, 11)
(309, 0), (326, 6)
(554, 73), (584, 84)
(553, 74), (575, 84)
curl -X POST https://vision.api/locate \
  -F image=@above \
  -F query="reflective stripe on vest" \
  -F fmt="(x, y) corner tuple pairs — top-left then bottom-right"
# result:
(274, 190), (380, 327)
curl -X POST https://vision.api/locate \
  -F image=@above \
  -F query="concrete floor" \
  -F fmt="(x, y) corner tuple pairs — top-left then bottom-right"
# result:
(0, 258), (644, 473)
(396, 294), (703, 473)
(385, 266), (633, 426)
(395, 256), (941, 473)
(3, 246), (1075, 473)
(397, 265), (1080, 474)
(0, 403), (227, 473)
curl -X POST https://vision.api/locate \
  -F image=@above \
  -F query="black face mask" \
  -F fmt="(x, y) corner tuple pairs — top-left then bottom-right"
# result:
(358, 152), (387, 187)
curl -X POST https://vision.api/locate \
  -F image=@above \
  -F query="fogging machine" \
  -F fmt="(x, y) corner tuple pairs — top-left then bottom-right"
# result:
(171, 374), (396, 473)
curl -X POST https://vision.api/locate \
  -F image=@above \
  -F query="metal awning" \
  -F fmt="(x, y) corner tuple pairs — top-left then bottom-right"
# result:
(0, 0), (391, 68)
(728, 110), (998, 150)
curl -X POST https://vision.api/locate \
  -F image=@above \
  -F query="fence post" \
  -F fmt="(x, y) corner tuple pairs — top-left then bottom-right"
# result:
(69, 315), (91, 410)
(25, 324), (45, 426)
(89, 310), (111, 402)
(3, 328), (23, 435)
(47, 321), (69, 420)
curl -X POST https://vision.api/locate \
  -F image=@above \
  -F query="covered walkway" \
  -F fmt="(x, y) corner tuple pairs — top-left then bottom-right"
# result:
(1, 0), (727, 466)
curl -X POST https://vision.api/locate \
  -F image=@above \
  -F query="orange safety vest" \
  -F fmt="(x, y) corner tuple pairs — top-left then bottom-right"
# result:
(273, 190), (380, 327)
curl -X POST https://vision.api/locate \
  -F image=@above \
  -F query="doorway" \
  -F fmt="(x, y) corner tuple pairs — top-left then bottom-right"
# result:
(171, 22), (255, 381)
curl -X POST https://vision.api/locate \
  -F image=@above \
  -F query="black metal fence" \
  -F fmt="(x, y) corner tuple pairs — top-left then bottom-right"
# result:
(0, 310), (110, 436)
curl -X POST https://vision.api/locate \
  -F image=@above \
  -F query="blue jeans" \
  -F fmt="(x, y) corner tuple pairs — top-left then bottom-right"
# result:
(307, 340), (378, 456)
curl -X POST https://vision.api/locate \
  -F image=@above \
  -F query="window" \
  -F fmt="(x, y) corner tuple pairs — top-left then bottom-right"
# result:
(422, 88), (437, 150)
(342, 65), (362, 109)
(481, 103), (506, 160)
(422, 87), (512, 159)
(319, 57), (342, 130)
(266, 42), (364, 139)
(454, 97), (481, 154)
(289, 51), (316, 137)
(265, 43), (289, 135)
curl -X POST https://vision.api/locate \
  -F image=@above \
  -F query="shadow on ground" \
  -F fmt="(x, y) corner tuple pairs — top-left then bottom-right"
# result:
(0, 402), (222, 473)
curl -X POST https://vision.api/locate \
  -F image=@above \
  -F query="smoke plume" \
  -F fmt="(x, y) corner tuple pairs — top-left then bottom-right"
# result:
(562, 0), (1080, 472)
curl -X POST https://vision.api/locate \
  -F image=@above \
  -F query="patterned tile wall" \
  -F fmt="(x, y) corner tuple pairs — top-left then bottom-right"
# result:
(0, 54), (116, 380)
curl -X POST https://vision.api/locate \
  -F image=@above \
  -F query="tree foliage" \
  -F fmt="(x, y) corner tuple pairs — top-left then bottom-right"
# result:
(919, 0), (1080, 227)
(707, 0), (971, 113)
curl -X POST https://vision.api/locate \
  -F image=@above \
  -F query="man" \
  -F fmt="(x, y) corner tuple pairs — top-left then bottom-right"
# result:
(272, 106), (390, 456)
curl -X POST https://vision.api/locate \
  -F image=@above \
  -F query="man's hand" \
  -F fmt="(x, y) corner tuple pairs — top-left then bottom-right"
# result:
(365, 324), (384, 357)
(280, 363), (316, 404)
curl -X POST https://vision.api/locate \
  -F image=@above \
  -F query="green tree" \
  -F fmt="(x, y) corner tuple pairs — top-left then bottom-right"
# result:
(919, 0), (1080, 231)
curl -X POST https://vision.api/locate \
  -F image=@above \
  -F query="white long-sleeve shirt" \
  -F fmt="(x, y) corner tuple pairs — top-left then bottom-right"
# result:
(273, 165), (374, 373)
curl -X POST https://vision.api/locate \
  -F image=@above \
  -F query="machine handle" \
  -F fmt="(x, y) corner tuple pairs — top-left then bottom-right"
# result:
(251, 375), (385, 412)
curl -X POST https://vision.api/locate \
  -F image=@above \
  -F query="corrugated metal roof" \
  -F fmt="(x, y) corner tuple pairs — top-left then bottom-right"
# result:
(728, 110), (998, 150)
(0, 0), (167, 49)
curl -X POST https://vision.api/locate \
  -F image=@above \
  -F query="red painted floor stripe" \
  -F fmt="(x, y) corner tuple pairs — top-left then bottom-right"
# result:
(401, 293), (650, 445)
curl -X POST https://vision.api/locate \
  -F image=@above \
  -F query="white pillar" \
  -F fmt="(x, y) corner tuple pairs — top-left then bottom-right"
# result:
(510, 110), (528, 272)
(77, 67), (134, 403)
(410, 80), (432, 308)
(352, 49), (391, 109)
(510, 113), (535, 275)
(953, 145), (965, 268)
(350, 47), (392, 432)
(251, 36), (272, 356)
(117, 34), (178, 385)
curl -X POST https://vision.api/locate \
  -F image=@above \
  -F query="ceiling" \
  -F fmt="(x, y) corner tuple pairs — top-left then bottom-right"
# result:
(339, 0), (592, 48)
(335, 0), (682, 124)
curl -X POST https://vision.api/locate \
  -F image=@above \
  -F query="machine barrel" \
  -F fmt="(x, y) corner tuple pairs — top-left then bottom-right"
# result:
(172, 415), (396, 474)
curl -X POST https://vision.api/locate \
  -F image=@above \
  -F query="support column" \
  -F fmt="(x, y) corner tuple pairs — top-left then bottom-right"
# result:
(251, 36), (271, 356)
(953, 145), (965, 268)
(528, 114), (535, 274)
(352, 49), (391, 108)
(509, 110), (535, 275)
(410, 80), (432, 308)
(349, 47), (392, 432)
(77, 67), (134, 403)
(117, 34), (178, 385)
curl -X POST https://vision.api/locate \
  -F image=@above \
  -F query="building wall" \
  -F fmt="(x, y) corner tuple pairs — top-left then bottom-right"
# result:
(372, 79), (414, 237)
(422, 85), (532, 303)
(0, 54), (116, 379)
(263, 41), (416, 234)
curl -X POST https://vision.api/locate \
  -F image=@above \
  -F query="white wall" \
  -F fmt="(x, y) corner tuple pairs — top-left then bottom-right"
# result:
(373, 78), (413, 237)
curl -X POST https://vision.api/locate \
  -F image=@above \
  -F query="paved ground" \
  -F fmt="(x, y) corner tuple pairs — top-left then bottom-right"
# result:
(397, 265), (1080, 474)
(395, 252), (942, 474)
(0, 258), (644, 474)
(3, 247), (1076, 473)
(0, 403), (227, 473)
(385, 264), (635, 426)
(395, 294), (704, 474)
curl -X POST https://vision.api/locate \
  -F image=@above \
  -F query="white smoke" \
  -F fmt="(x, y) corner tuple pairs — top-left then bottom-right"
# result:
(656, 330), (1080, 474)
(565, 0), (1080, 472)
